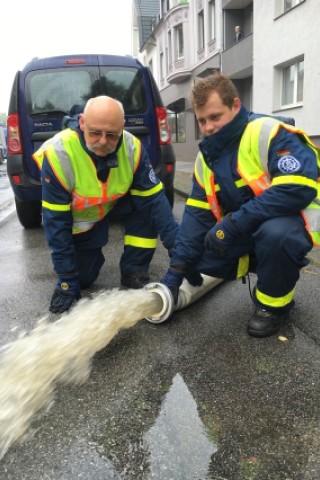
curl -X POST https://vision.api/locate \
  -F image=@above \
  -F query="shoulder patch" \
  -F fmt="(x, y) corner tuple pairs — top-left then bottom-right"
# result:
(277, 155), (301, 174)
(149, 168), (158, 184)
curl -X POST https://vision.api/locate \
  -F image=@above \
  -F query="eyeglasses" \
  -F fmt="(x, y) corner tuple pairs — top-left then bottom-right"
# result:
(87, 130), (122, 142)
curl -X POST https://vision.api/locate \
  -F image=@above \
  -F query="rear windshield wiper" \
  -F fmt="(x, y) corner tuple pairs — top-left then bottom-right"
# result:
(29, 109), (69, 117)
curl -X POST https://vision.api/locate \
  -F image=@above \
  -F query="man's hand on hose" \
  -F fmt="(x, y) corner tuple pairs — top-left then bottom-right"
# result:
(50, 274), (81, 314)
(204, 214), (241, 257)
(160, 268), (184, 304)
(160, 266), (203, 304)
(185, 270), (203, 287)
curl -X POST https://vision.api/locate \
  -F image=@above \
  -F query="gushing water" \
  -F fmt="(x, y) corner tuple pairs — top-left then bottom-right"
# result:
(0, 288), (162, 460)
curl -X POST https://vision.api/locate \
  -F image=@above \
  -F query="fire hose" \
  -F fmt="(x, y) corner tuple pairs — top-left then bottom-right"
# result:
(144, 275), (223, 324)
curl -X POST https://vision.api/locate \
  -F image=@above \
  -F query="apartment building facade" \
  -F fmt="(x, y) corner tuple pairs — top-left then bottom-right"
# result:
(133, 0), (320, 162)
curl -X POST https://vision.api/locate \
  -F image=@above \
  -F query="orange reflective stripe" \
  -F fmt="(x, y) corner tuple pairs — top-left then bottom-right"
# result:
(245, 173), (271, 196)
(195, 154), (223, 222)
(208, 172), (222, 222)
(72, 191), (121, 211)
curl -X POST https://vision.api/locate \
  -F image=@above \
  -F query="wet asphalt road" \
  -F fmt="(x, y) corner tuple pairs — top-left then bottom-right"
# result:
(0, 194), (320, 479)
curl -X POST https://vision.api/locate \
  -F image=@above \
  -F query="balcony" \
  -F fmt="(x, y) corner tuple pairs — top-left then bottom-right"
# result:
(221, 33), (253, 79)
(167, 59), (192, 84)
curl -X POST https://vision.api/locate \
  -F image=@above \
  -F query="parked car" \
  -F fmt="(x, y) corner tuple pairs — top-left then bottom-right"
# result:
(7, 54), (176, 228)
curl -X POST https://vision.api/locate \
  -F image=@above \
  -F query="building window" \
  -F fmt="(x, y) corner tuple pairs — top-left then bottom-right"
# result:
(195, 114), (201, 140)
(160, 0), (170, 15)
(284, 0), (303, 12)
(275, 0), (304, 17)
(160, 52), (165, 81)
(168, 30), (172, 66)
(275, 0), (303, 15)
(175, 24), (184, 59)
(165, 47), (169, 76)
(198, 10), (205, 50)
(208, 0), (215, 41)
(281, 59), (304, 107)
(168, 111), (186, 143)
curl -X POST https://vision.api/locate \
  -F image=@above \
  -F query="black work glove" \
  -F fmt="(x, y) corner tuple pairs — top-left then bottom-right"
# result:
(204, 214), (241, 257)
(50, 274), (81, 314)
(160, 268), (183, 304)
(185, 271), (203, 287)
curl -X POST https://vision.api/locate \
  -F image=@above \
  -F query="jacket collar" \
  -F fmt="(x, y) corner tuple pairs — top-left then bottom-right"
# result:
(199, 105), (249, 163)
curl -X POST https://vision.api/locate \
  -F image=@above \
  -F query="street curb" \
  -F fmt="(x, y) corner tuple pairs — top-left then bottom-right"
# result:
(173, 170), (193, 199)
(174, 187), (188, 199)
(0, 198), (14, 212)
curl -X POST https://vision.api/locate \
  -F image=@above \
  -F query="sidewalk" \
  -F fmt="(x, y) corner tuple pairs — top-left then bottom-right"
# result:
(0, 162), (14, 222)
(174, 160), (194, 198)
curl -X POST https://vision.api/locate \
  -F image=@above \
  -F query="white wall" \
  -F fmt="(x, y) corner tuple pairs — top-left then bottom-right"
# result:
(253, 0), (320, 137)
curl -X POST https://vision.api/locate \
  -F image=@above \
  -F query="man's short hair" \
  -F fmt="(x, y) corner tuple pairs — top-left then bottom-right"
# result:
(190, 72), (239, 110)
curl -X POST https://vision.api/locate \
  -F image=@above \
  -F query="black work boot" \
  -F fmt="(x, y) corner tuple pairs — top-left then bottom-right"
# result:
(121, 272), (150, 289)
(247, 308), (288, 338)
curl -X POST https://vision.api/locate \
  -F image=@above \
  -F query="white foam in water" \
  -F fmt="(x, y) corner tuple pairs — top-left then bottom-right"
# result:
(0, 288), (162, 459)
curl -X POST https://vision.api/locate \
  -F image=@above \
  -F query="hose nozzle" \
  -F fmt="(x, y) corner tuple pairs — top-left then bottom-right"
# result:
(144, 275), (223, 324)
(143, 282), (175, 324)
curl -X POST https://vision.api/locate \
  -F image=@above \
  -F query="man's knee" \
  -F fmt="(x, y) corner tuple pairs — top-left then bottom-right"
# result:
(254, 218), (288, 245)
(254, 216), (312, 265)
(254, 216), (307, 246)
(77, 250), (105, 289)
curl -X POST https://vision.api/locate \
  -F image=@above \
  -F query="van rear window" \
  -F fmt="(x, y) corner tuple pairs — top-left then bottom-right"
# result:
(100, 67), (147, 114)
(25, 66), (147, 116)
(26, 68), (96, 116)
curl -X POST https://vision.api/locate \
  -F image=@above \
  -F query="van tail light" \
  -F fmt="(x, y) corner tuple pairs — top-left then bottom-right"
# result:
(7, 114), (23, 155)
(155, 106), (171, 145)
(12, 175), (22, 185)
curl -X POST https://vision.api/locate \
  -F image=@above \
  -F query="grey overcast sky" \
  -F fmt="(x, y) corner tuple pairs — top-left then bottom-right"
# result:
(0, 0), (133, 113)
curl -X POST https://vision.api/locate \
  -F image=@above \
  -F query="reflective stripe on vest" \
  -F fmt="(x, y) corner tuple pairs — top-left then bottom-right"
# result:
(33, 129), (140, 234)
(195, 117), (320, 246)
(195, 152), (223, 222)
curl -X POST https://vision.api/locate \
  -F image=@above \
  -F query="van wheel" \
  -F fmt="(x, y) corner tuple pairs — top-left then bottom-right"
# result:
(15, 198), (42, 228)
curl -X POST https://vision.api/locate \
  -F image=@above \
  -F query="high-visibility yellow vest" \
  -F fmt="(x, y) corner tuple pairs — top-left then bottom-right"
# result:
(33, 129), (141, 234)
(195, 117), (320, 246)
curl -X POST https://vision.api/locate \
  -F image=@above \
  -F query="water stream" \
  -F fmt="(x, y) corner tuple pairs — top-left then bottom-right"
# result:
(0, 288), (162, 459)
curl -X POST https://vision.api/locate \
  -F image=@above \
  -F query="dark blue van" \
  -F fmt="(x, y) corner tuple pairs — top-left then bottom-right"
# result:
(7, 54), (176, 228)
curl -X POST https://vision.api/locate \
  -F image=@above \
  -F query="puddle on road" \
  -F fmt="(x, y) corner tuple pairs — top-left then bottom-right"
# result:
(144, 372), (217, 479)
(91, 369), (218, 479)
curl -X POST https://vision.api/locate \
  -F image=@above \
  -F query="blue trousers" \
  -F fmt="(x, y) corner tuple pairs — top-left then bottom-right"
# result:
(194, 216), (313, 312)
(75, 208), (157, 289)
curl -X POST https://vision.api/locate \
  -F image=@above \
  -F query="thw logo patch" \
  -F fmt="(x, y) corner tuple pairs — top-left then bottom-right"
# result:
(277, 155), (301, 174)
